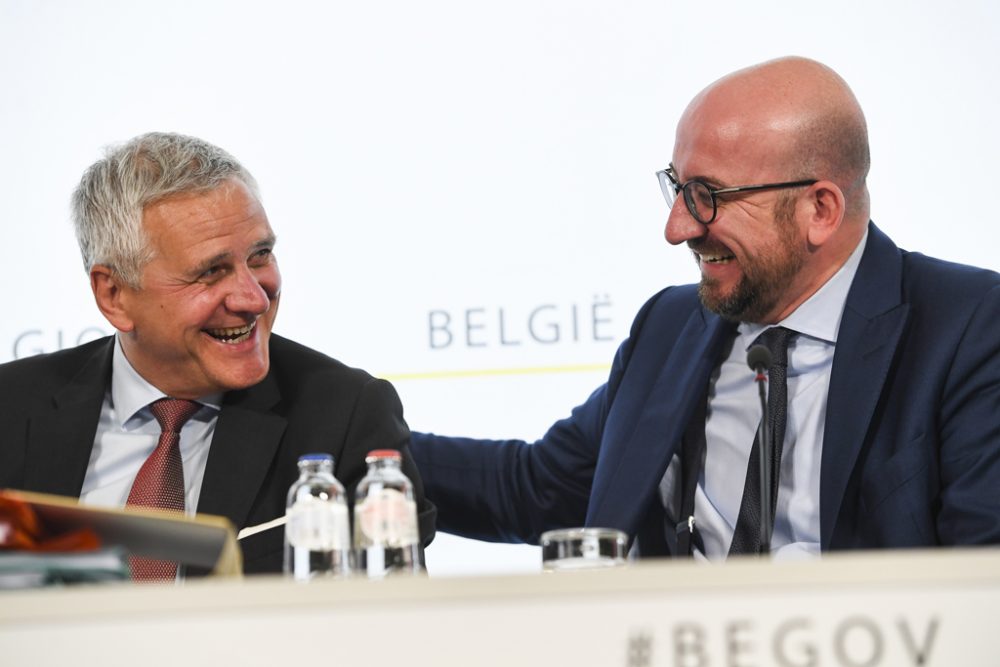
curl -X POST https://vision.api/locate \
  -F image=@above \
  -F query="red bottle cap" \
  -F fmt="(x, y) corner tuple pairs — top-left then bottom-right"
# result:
(366, 449), (402, 463)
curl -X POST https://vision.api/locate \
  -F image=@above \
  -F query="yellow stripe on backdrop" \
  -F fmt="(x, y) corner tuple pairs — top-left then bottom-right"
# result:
(381, 363), (610, 382)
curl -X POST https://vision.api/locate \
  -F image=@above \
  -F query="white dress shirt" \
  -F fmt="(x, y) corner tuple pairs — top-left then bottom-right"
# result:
(659, 229), (869, 560)
(79, 337), (222, 515)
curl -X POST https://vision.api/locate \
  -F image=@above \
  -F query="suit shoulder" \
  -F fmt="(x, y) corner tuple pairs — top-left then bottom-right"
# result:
(643, 283), (702, 311)
(629, 284), (702, 334)
(268, 334), (380, 392)
(263, 335), (405, 437)
(0, 337), (111, 403)
(900, 251), (1000, 308)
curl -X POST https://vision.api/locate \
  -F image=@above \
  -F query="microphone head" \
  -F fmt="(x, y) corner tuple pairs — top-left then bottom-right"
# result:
(746, 344), (772, 371)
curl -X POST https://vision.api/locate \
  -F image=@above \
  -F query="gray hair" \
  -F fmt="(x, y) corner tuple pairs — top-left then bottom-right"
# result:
(71, 132), (260, 288)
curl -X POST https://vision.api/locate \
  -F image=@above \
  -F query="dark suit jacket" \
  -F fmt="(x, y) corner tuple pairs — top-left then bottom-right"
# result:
(412, 223), (1000, 554)
(0, 334), (436, 574)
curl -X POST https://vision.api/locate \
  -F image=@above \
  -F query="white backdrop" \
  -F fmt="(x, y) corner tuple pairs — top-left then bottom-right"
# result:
(2, 0), (998, 576)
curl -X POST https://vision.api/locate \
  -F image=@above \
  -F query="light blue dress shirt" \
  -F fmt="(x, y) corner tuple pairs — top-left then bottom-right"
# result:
(79, 337), (222, 516)
(660, 230), (869, 560)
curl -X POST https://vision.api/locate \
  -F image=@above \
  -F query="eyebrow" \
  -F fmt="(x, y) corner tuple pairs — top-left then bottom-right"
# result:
(251, 234), (277, 253)
(189, 252), (232, 278)
(670, 163), (724, 188)
(188, 234), (277, 277)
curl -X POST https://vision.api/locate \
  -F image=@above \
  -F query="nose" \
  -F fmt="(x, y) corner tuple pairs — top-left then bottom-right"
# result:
(664, 200), (707, 246)
(225, 265), (277, 315)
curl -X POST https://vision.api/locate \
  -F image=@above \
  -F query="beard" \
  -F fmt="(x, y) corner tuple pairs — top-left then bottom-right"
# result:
(696, 199), (806, 323)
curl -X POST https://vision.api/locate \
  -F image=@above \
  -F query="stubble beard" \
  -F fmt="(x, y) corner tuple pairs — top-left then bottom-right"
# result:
(697, 203), (806, 323)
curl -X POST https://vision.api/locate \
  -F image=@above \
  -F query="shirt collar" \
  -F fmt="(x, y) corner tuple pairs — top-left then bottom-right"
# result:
(110, 335), (223, 429)
(738, 228), (869, 350)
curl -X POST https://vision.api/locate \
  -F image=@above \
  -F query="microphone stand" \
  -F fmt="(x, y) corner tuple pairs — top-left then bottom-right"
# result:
(747, 344), (772, 556)
(755, 366), (772, 555)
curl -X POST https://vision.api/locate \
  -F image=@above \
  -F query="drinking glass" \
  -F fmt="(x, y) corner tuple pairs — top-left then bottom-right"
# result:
(540, 527), (628, 571)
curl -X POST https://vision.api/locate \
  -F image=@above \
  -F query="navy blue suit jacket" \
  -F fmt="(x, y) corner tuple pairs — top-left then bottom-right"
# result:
(412, 224), (1000, 554)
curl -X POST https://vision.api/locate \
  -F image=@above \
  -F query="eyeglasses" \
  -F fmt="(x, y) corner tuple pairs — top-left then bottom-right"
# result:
(656, 163), (818, 225)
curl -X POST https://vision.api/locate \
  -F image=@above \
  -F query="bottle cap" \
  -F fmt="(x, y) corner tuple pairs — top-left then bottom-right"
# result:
(365, 449), (402, 463)
(298, 452), (334, 464)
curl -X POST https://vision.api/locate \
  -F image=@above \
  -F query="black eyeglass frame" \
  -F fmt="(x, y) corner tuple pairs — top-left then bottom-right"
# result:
(656, 163), (818, 225)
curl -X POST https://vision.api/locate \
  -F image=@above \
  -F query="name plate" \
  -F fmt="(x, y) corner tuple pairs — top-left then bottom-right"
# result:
(2, 548), (997, 665)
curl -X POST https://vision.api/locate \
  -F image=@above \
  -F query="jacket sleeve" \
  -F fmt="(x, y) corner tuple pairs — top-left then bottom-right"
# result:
(410, 291), (667, 545)
(936, 283), (1000, 544)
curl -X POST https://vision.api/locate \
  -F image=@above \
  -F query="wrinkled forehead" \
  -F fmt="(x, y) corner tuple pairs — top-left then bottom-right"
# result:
(140, 179), (273, 251)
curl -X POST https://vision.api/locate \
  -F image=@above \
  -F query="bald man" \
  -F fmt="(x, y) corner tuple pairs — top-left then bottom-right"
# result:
(411, 57), (1000, 559)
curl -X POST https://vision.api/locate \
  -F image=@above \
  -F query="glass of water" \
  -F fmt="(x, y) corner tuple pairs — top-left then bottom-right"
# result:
(540, 527), (628, 571)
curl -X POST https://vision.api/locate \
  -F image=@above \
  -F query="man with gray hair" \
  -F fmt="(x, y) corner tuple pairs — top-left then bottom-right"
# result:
(0, 132), (435, 578)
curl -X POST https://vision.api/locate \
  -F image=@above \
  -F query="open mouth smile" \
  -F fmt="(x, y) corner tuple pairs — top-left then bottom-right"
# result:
(204, 320), (256, 344)
(696, 251), (737, 265)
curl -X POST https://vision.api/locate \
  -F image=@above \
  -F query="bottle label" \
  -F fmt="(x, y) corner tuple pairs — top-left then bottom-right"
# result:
(355, 489), (419, 548)
(286, 497), (350, 550)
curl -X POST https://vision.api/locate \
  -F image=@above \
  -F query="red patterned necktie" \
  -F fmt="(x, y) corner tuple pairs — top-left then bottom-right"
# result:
(125, 398), (200, 582)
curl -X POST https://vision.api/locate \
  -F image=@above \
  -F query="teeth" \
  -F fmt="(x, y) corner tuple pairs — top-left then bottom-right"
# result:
(700, 253), (735, 263)
(206, 321), (256, 344)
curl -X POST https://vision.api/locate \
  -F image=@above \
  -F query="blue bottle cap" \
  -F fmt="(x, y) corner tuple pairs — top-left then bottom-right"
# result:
(298, 453), (334, 463)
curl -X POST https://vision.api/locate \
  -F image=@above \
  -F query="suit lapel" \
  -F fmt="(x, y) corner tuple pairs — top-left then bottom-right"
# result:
(587, 307), (734, 535)
(23, 339), (113, 497)
(196, 371), (287, 529)
(820, 224), (909, 548)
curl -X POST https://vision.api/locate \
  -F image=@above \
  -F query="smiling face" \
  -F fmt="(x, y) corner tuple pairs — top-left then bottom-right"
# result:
(684, 189), (807, 323)
(663, 58), (860, 324)
(665, 105), (811, 323)
(105, 179), (281, 398)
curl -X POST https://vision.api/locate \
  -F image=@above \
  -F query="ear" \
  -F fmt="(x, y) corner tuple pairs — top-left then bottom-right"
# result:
(801, 180), (846, 248)
(90, 265), (136, 333)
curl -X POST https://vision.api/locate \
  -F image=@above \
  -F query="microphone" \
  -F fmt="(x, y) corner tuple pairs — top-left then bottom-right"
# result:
(747, 344), (772, 555)
(746, 345), (772, 377)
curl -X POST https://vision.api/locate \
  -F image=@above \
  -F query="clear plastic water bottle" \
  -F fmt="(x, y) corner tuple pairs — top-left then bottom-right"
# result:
(353, 449), (422, 578)
(284, 453), (351, 581)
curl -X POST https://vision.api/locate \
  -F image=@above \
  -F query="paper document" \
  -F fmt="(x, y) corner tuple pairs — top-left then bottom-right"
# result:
(237, 515), (286, 540)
